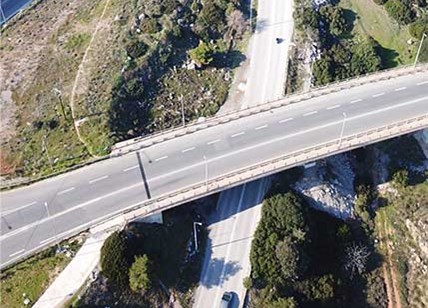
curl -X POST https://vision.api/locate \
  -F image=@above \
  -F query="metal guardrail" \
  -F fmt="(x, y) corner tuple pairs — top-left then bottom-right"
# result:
(111, 64), (428, 155)
(2, 64), (428, 191)
(2, 114), (427, 270)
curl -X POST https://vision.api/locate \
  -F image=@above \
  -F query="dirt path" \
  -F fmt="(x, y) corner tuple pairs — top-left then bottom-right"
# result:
(379, 212), (403, 308)
(69, 0), (112, 157)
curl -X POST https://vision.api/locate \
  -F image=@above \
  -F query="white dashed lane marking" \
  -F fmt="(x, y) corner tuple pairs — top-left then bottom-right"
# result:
(394, 87), (406, 92)
(372, 92), (385, 98)
(207, 139), (220, 145)
(89, 175), (109, 184)
(123, 165), (139, 172)
(182, 147), (196, 153)
(417, 81), (428, 85)
(57, 187), (75, 196)
(255, 124), (268, 130)
(326, 104), (340, 110)
(350, 99), (362, 104)
(279, 117), (293, 123)
(303, 111), (318, 117)
(155, 155), (168, 162)
(231, 132), (245, 138)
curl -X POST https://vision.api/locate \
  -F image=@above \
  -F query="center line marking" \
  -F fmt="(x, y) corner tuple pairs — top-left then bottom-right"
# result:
(279, 117), (293, 123)
(89, 175), (109, 184)
(182, 147), (196, 153)
(417, 81), (428, 85)
(394, 87), (406, 91)
(326, 104), (340, 110)
(350, 99), (362, 104)
(155, 155), (168, 162)
(9, 249), (25, 258)
(123, 165), (139, 172)
(303, 111), (318, 117)
(255, 124), (268, 130)
(231, 132), (245, 138)
(372, 92), (385, 98)
(57, 187), (75, 195)
(207, 139), (220, 145)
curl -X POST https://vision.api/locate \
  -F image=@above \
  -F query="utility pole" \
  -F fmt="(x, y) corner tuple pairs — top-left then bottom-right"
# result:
(193, 222), (203, 252)
(44, 202), (61, 252)
(1, 216), (12, 230)
(42, 135), (54, 171)
(203, 155), (208, 191)
(338, 112), (347, 149)
(414, 33), (427, 67)
(179, 95), (185, 127)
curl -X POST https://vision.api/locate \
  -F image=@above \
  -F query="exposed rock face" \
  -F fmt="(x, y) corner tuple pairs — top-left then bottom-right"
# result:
(294, 153), (356, 220)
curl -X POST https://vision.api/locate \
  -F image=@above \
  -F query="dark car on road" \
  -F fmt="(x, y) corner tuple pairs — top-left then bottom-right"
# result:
(220, 292), (233, 308)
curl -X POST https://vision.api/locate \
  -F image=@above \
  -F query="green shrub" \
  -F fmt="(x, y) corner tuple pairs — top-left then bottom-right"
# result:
(295, 275), (336, 302)
(384, 0), (414, 24)
(372, 0), (388, 4)
(320, 6), (350, 36)
(141, 18), (161, 34)
(126, 40), (149, 59)
(129, 255), (154, 292)
(409, 19), (428, 39)
(100, 231), (132, 287)
(188, 41), (215, 66)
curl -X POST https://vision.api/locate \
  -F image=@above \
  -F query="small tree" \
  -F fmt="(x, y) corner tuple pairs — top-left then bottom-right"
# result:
(243, 276), (253, 289)
(100, 231), (131, 286)
(188, 41), (215, 67)
(344, 243), (370, 278)
(129, 255), (154, 292)
(392, 169), (409, 189)
(275, 237), (300, 280)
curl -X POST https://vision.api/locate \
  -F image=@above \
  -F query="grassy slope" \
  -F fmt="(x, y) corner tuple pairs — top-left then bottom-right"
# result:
(340, 0), (415, 67)
(0, 240), (82, 307)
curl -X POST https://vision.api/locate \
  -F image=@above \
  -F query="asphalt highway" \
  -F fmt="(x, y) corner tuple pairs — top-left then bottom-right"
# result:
(1, 72), (428, 268)
(0, 0), (33, 24)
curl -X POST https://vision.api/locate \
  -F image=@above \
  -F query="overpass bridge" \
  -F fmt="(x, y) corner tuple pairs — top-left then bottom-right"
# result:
(1, 66), (428, 269)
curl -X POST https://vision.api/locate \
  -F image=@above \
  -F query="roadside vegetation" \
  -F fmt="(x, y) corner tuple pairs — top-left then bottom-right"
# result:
(0, 237), (84, 307)
(72, 205), (207, 307)
(287, 0), (427, 92)
(0, 0), (249, 183)
(246, 133), (428, 308)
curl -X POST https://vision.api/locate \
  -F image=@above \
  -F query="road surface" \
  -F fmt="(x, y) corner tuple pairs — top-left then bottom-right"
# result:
(1, 72), (428, 268)
(194, 0), (294, 306)
(0, 0), (33, 25)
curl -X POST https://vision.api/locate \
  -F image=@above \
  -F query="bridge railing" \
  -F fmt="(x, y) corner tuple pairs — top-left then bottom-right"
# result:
(111, 63), (428, 156)
(2, 64), (427, 191)
(3, 114), (427, 270)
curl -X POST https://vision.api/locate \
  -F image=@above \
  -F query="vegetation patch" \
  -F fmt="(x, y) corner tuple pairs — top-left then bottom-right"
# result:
(74, 205), (207, 307)
(0, 237), (83, 307)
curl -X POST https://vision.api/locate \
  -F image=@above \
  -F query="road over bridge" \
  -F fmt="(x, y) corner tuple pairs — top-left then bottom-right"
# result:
(1, 67), (428, 268)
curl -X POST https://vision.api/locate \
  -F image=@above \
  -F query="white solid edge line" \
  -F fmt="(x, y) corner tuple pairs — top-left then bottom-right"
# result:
(182, 147), (196, 153)
(2, 95), (427, 242)
(57, 187), (75, 196)
(40, 236), (56, 245)
(231, 132), (245, 138)
(417, 81), (428, 85)
(155, 155), (168, 162)
(207, 139), (220, 145)
(372, 92), (385, 97)
(394, 87), (406, 92)
(9, 249), (25, 257)
(255, 124), (268, 130)
(279, 117), (293, 123)
(89, 175), (109, 184)
(350, 99), (362, 104)
(326, 105), (340, 110)
(123, 165), (139, 172)
(303, 111), (318, 116)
